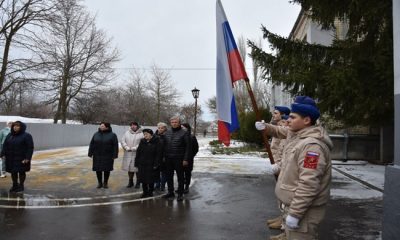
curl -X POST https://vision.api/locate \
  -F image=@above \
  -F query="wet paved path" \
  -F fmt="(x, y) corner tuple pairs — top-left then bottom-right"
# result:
(0, 172), (382, 240)
(0, 138), (383, 239)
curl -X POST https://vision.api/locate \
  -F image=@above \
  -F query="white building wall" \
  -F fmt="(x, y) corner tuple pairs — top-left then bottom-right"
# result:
(308, 21), (334, 46)
(270, 12), (340, 108)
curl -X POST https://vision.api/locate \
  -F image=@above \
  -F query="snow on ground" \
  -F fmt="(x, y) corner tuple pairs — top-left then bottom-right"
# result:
(333, 161), (385, 190)
(196, 138), (384, 200)
(0, 115), (80, 124)
(330, 160), (384, 200)
(331, 171), (383, 200)
(26, 137), (385, 200)
(194, 137), (273, 175)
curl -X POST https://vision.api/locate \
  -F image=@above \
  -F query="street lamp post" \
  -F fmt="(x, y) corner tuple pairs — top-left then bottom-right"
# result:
(191, 87), (200, 136)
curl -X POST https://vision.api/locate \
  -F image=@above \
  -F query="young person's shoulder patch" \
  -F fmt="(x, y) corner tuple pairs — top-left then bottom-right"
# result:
(303, 151), (319, 169)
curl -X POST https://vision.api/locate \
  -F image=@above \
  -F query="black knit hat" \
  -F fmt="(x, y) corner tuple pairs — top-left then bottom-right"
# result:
(142, 128), (153, 135)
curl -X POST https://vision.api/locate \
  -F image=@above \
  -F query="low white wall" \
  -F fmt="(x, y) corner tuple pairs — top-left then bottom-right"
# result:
(0, 122), (155, 150)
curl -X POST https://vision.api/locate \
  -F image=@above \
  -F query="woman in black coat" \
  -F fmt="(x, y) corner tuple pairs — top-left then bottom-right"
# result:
(135, 129), (162, 198)
(88, 122), (118, 189)
(0, 121), (34, 193)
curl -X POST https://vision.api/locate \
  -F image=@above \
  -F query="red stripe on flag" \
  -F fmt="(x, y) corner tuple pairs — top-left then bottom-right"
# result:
(227, 49), (248, 82)
(218, 120), (230, 146)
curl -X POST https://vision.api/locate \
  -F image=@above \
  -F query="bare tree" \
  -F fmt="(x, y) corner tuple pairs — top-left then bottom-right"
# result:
(0, 82), (52, 117)
(235, 35), (252, 113)
(250, 37), (271, 109)
(0, 0), (51, 96)
(71, 91), (104, 124)
(206, 96), (217, 114)
(148, 64), (180, 123)
(0, 82), (19, 114)
(122, 68), (155, 125)
(34, 0), (119, 123)
(234, 36), (270, 113)
(179, 103), (203, 127)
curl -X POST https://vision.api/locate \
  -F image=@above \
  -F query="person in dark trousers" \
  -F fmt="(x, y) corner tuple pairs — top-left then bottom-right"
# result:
(162, 116), (191, 201)
(135, 129), (162, 198)
(0, 121), (34, 193)
(88, 122), (119, 189)
(181, 123), (199, 194)
(154, 122), (168, 191)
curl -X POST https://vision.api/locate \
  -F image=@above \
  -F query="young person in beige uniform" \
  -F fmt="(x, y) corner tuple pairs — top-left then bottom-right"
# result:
(268, 116), (290, 240)
(256, 96), (333, 240)
(270, 106), (291, 166)
(267, 107), (291, 236)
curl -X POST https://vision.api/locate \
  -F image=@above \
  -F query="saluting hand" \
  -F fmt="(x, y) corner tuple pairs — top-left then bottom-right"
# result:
(255, 121), (266, 130)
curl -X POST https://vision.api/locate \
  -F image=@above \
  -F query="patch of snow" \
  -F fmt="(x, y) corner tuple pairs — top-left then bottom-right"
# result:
(27, 137), (386, 201)
(0, 115), (81, 124)
(333, 164), (385, 190)
(331, 169), (383, 199)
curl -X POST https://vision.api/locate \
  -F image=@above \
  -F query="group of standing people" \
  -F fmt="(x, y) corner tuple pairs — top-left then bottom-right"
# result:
(255, 96), (333, 240)
(88, 116), (199, 201)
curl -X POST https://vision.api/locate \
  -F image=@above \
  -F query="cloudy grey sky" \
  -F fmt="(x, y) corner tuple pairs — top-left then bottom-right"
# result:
(83, 0), (300, 121)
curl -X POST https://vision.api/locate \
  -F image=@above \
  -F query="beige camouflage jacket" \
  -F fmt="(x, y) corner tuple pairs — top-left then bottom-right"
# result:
(270, 137), (281, 163)
(264, 124), (333, 219)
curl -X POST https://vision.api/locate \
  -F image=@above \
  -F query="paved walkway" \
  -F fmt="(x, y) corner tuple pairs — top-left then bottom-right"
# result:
(0, 138), (384, 239)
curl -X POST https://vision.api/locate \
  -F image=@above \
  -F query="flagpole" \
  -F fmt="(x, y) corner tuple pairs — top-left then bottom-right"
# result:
(244, 78), (275, 166)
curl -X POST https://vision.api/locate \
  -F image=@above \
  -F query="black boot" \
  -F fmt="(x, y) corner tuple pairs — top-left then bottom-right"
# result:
(126, 179), (134, 188)
(134, 182), (140, 189)
(16, 184), (24, 192)
(140, 192), (148, 198)
(162, 192), (175, 199)
(103, 182), (108, 189)
(177, 194), (184, 201)
(96, 183), (103, 188)
(9, 184), (18, 193)
(183, 185), (189, 194)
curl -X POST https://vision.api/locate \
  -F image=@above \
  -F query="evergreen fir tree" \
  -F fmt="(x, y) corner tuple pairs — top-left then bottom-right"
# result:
(249, 0), (393, 126)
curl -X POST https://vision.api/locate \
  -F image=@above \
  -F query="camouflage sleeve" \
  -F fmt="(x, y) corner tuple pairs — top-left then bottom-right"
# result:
(270, 137), (281, 161)
(288, 143), (328, 219)
(264, 124), (288, 139)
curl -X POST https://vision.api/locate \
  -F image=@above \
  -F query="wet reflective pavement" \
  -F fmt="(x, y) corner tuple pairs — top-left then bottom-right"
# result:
(0, 172), (382, 240)
(0, 141), (383, 239)
(0, 173), (276, 240)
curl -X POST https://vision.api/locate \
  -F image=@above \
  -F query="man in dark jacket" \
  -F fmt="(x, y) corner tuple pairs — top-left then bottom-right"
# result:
(162, 116), (191, 201)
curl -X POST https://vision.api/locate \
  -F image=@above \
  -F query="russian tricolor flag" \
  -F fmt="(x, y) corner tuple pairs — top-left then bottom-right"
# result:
(216, 0), (248, 146)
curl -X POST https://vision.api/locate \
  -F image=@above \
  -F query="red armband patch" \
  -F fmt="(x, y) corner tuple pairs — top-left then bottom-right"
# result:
(303, 151), (319, 169)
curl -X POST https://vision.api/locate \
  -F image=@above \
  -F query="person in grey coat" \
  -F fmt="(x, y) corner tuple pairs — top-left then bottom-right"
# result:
(0, 120), (12, 177)
(88, 122), (119, 189)
(0, 121), (34, 193)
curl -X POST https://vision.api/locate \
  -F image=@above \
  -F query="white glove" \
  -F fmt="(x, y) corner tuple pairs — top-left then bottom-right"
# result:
(255, 121), (266, 130)
(131, 147), (137, 151)
(124, 146), (130, 151)
(285, 215), (300, 229)
(271, 164), (280, 174)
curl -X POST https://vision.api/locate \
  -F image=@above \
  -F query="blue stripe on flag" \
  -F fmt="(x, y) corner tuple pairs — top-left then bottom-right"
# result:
(229, 96), (239, 132)
(222, 21), (238, 53)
